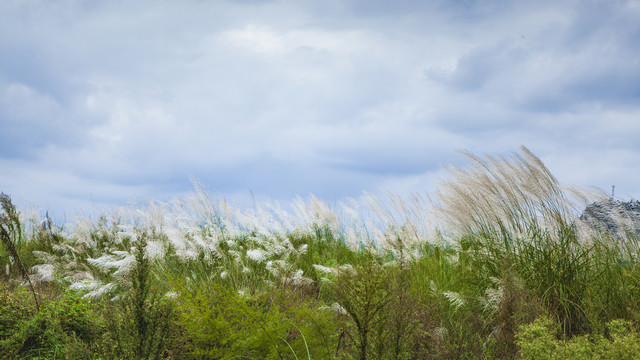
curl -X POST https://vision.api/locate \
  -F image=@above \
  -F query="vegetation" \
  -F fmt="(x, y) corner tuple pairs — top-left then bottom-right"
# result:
(1, 146), (640, 359)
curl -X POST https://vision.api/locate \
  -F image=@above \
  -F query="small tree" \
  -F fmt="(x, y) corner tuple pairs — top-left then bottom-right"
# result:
(332, 256), (390, 360)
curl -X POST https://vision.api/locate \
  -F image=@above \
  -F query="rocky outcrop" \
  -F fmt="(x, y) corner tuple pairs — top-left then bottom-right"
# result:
(580, 199), (640, 239)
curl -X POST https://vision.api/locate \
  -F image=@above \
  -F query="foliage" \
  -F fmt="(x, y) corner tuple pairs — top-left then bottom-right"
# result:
(172, 277), (339, 359)
(0, 193), (39, 311)
(331, 255), (391, 360)
(516, 316), (640, 359)
(0, 287), (98, 359)
(97, 231), (175, 360)
(1, 147), (640, 358)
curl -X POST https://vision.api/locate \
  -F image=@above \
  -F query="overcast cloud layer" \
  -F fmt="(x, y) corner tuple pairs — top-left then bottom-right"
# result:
(1, 0), (639, 218)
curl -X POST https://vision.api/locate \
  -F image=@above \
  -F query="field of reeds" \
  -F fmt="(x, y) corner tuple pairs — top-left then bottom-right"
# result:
(2, 146), (640, 359)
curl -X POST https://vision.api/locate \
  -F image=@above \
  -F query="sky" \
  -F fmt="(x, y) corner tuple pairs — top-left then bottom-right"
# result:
(1, 0), (640, 220)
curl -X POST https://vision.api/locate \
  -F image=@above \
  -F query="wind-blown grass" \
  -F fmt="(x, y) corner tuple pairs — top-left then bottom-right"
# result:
(2, 146), (640, 359)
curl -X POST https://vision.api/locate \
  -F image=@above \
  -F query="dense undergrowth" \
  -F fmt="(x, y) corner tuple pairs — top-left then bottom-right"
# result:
(2, 147), (640, 359)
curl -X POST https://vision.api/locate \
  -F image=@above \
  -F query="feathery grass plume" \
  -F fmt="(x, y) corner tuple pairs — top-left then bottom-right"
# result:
(436, 146), (576, 238)
(337, 198), (369, 249)
(443, 291), (465, 312)
(434, 147), (621, 336)
(293, 195), (340, 235)
(187, 177), (224, 232)
(366, 191), (435, 254)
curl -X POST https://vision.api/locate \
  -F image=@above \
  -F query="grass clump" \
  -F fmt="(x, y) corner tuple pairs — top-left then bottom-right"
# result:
(0, 193), (40, 311)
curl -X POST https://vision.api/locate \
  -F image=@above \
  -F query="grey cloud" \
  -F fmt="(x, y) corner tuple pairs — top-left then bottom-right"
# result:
(0, 78), (96, 159)
(566, 71), (640, 106)
(191, 157), (378, 201)
(0, 50), (67, 102)
(346, 0), (436, 17)
(426, 1), (640, 114)
(517, 2), (640, 112)
(427, 43), (530, 92)
(435, 0), (516, 23)
(325, 149), (442, 176)
(565, 0), (640, 47)
(526, 69), (640, 113)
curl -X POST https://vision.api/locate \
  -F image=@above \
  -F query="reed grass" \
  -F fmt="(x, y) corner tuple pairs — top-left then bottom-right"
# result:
(1, 147), (640, 358)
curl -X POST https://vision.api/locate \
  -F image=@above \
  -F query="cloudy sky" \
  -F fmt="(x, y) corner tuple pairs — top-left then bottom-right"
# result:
(1, 0), (639, 218)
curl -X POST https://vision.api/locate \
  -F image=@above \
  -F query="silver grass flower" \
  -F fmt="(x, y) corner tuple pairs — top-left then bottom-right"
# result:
(287, 269), (308, 285)
(246, 248), (267, 262)
(32, 250), (57, 264)
(266, 261), (278, 276)
(85, 282), (118, 299)
(338, 263), (355, 275)
(87, 251), (135, 276)
(443, 291), (465, 311)
(32, 264), (55, 283)
(165, 291), (179, 299)
(432, 327), (448, 342)
(69, 279), (101, 292)
(313, 264), (337, 275)
(146, 240), (166, 259)
(331, 302), (348, 315)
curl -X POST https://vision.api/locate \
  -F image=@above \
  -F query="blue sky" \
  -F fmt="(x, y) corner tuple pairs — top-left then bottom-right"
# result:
(1, 0), (639, 218)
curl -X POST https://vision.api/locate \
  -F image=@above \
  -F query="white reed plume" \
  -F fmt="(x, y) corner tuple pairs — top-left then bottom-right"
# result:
(262, 200), (298, 234)
(69, 216), (98, 249)
(436, 146), (580, 240)
(287, 269), (313, 286)
(85, 282), (118, 299)
(292, 195), (340, 233)
(145, 240), (166, 259)
(479, 277), (504, 313)
(246, 248), (267, 263)
(265, 259), (288, 277)
(32, 250), (57, 264)
(443, 291), (465, 311)
(331, 302), (348, 315)
(87, 251), (136, 277)
(313, 264), (337, 275)
(339, 198), (372, 249)
(32, 264), (55, 283)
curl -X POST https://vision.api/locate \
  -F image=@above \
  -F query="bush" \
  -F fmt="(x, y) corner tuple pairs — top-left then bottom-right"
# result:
(516, 316), (640, 359)
(0, 288), (98, 359)
(175, 278), (286, 359)
(330, 255), (394, 360)
(96, 231), (175, 360)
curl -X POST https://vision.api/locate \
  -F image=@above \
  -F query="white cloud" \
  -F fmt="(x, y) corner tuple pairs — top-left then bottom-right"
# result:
(1, 0), (639, 217)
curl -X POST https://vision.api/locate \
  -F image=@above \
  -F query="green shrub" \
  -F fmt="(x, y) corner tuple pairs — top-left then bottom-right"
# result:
(174, 279), (287, 359)
(516, 316), (640, 360)
(97, 231), (175, 360)
(330, 255), (392, 360)
(0, 288), (97, 359)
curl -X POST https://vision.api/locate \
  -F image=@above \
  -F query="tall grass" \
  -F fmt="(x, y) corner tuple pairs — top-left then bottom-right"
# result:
(1, 147), (640, 358)
(435, 146), (638, 337)
(0, 193), (40, 312)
